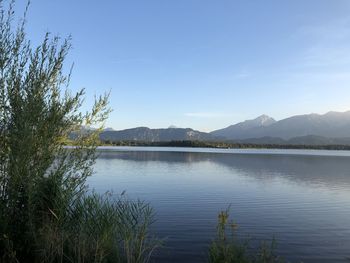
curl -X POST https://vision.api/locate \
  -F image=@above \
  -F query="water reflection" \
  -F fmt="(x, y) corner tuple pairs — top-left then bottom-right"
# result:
(98, 150), (350, 190)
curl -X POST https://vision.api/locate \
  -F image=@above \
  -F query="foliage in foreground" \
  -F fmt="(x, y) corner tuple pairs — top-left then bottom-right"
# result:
(208, 209), (285, 263)
(38, 192), (159, 263)
(0, 1), (158, 262)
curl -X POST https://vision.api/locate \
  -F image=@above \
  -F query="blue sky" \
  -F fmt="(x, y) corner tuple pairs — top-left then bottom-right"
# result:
(14, 0), (350, 131)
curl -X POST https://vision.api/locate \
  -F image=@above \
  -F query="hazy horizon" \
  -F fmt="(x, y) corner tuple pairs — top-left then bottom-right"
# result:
(15, 0), (350, 131)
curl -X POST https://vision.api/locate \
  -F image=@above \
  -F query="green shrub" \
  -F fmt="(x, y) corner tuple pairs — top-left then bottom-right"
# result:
(208, 208), (250, 263)
(208, 208), (285, 263)
(0, 1), (159, 262)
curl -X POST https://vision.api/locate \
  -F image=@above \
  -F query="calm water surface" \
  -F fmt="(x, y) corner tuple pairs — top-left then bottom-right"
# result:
(88, 147), (350, 263)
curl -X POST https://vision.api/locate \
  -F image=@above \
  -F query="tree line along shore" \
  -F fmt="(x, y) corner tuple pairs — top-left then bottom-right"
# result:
(97, 139), (350, 150)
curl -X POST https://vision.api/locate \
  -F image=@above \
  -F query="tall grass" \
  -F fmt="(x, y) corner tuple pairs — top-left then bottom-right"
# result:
(37, 192), (160, 263)
(2, 188), (160, 263)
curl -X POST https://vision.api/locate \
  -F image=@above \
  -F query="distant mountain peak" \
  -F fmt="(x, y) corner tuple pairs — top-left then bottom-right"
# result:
(253, 115), (276, 126)
(257, 114), (270, 118)
(238, 114), (276, 128)
(210, 114), (276, 139)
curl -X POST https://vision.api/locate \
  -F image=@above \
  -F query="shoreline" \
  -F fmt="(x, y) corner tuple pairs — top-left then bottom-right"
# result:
(97, 140), (350, 151)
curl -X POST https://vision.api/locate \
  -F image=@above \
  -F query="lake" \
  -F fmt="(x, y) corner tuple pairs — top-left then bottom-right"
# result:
(88, 147), (350, 263)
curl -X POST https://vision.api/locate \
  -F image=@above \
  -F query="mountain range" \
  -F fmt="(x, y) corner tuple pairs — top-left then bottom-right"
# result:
(99, 111), (350, 145)
(100, 127), (212, 142)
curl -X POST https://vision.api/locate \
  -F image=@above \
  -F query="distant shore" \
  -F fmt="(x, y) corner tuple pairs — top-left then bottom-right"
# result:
(98, 140), (350, 151)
